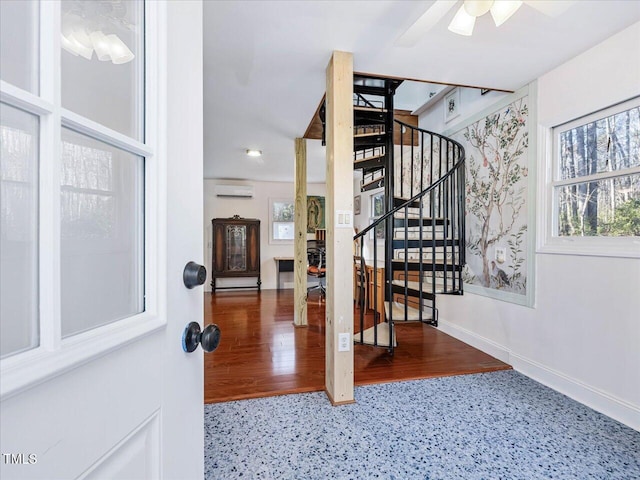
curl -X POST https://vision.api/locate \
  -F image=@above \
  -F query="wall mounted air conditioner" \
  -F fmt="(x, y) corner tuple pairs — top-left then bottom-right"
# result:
(215, 184), (254, 198)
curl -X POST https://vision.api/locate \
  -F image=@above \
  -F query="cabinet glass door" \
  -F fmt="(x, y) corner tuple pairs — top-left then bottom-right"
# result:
(226, 225), (246, 271)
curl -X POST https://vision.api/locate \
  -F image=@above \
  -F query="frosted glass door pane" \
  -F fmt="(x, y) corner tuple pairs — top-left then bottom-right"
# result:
(61, 128), (144, 337)
(0, 0), (39, 94)
(0, 103), (39, 358)
(61, 0), (144, 140)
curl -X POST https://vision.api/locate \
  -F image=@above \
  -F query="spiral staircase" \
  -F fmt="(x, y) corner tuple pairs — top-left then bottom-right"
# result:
(324, 74), (466, 354)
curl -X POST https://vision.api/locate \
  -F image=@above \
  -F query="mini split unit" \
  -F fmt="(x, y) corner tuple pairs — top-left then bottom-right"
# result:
(215, 185), (254, 198)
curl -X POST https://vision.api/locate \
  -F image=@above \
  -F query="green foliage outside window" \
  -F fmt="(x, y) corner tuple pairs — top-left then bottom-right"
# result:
(555, 103), (639, 237)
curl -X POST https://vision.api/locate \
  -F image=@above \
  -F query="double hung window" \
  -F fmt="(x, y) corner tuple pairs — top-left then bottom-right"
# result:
(546, 97), (640, 256)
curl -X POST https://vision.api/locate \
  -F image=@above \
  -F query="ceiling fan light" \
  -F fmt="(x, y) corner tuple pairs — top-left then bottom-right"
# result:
(448, 5), (476, 36)
(60, 34), (80, 56)
(490, 0), (523, 27)
(107, 34), (135, 64)
(67, 32), (94, 60)
(90, 31), (112, 61)
(463, 0), (494, 17)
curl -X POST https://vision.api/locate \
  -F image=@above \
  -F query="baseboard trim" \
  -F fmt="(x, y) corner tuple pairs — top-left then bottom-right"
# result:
(438, 319), (640, 431)
(438, 319), (511, 364)
(510, 352), (640, 431)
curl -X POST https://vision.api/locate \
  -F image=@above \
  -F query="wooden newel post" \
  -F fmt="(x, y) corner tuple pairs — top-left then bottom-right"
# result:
(294, 137), (308, 327)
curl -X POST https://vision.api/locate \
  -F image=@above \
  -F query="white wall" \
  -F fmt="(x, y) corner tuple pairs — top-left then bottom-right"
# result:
(425, 23), (640, 429)
(204, 179), (326, 291)
(422, 87), (509, 135)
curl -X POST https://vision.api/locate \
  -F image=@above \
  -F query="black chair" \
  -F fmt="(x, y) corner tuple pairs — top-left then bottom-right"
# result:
(307, 241), (326, 298)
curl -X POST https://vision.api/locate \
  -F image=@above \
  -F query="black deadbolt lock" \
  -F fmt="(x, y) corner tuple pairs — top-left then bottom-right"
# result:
(182, 322), (221, 353)
(183, 261), (207, 289)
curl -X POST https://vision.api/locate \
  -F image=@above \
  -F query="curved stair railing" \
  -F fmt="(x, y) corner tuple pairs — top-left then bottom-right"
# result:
(353, 118), (466, 354)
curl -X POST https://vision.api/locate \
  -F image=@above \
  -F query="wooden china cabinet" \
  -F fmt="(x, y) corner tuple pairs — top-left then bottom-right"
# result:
(211, 216), (261, 291)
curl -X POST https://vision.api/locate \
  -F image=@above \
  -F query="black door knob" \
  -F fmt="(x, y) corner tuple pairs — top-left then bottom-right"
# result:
(200, 324), (221, 353)
(182, 322), (221, 353)
(183, 261), (207, 289)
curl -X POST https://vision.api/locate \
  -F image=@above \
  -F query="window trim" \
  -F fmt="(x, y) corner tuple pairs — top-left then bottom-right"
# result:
(269, 197), (295, 244)
(0, 0), (168, 399)
(537, 96), (640, 259)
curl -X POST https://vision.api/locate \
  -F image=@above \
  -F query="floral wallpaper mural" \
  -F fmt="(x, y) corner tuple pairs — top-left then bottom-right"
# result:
(448, 87), (535, 306)
(394, 145), (432, 200)
(391, 86), (535, 305)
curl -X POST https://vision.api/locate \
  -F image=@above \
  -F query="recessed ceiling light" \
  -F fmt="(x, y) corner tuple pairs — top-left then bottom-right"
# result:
(246, 149), (262, 157)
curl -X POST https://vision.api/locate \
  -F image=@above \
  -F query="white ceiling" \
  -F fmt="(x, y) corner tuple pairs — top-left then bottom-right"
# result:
(203, 0), (640, 183)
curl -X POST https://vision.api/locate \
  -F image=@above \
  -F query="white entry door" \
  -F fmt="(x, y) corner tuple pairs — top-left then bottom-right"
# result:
(0, 1), (204, 479)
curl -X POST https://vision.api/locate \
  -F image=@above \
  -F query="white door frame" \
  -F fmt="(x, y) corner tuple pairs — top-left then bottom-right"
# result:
(0, 1), (204, 478)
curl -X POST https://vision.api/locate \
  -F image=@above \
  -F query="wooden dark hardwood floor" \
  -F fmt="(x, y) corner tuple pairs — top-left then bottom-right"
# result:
(204, 290), (511, 404)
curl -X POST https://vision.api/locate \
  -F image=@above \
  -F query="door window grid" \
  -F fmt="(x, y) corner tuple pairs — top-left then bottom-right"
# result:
(0, 0), (39, 95)
(60, 0), (144, 141)
(60, 127), (145, 338)
(0, 0), (157, 388)
(0, 104), (40, 359)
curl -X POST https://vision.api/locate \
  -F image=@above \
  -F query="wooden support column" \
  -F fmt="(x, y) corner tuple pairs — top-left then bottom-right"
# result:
(294, 138), (308, 327)
(324, 51), (354, 405)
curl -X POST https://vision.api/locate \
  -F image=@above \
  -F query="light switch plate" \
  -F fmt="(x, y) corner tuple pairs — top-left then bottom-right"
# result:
(335, 210), (353, 228)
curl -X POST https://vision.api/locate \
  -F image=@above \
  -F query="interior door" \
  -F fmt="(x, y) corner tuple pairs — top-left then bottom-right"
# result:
(0, 1), (204, 479)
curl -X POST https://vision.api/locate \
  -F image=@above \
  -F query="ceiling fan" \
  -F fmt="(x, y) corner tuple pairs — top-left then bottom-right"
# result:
(395, 0), (576, 45)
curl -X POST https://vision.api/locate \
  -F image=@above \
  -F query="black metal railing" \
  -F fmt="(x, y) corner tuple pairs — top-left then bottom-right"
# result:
(353, 92), (383, 110)
(353, 120), (465, 354)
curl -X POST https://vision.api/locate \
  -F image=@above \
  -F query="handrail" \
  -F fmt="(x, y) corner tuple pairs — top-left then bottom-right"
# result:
(353, 109), (465, 353)
(354, 157), (465, 242)
(354, 119), (465, 242)
(353, 92), (382, 110)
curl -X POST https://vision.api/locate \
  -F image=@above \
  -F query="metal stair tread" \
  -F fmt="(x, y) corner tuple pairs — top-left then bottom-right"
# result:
(391, 258), (450, 265)
(353, 323), (397, 347)
(353, 105), (388, 113)
(392, 212), (423, 219)
(361, 177), (385, 191)
(354, 153), (385, 164)
(393, 231), (446, 240)
(393, 213), (447, 222)
(354, 131), (386, 138)
(384, 301), (433, 322)
(391, 279), (444, 294)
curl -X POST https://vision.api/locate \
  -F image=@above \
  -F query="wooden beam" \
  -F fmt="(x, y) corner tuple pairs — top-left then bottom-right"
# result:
(305, 104), (419, 145)
(305, 72), (514, 142)
(303, 94), (326, 140)
(353, 70), (515, 94)
(294, 138), (308, 327)
(324, 51), (355, 405)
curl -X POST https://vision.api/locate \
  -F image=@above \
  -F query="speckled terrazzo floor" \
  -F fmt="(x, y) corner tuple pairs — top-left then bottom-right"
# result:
(204, 370), (640, 479)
